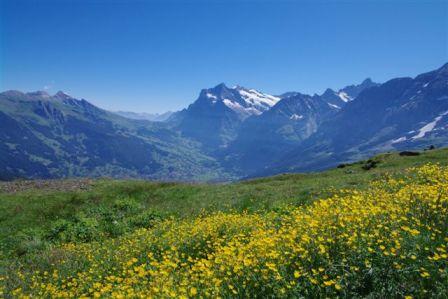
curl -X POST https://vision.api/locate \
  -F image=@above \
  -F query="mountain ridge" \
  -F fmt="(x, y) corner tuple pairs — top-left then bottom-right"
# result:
(0, 90), (230, 181)
(1, 63), (447, 181)
(253, 63), (448, 177)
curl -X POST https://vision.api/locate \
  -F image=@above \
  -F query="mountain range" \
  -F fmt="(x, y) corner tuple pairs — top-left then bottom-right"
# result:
(1, 63), (447, 181)
(0, 91), (228, 181)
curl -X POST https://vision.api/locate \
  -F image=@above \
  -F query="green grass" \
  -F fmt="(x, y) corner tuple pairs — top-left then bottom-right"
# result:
(0, 148), (447, 263)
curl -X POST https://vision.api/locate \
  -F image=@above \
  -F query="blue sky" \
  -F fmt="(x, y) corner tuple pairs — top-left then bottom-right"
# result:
(1, 0), (447, 113)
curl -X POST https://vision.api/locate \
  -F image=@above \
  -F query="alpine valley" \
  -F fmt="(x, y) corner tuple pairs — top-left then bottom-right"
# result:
(1, 63), (448, 181)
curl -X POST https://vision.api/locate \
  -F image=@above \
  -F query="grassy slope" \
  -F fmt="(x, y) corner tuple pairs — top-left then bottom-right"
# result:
(1, 147), (447, 261)
(0, 92), (231, 181)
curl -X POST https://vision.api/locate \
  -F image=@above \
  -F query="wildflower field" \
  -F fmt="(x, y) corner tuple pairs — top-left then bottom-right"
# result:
(1, 161), (447, 298)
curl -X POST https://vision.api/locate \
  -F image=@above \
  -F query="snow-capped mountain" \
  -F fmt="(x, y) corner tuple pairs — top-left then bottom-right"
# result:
(222, 79), (379, 174)
(224, 92), (334, 174)
(319, 78), (379, 109)
(233, 86), (280, 115)
(172, 83), (280, 149)
(1, 63), (448, 181)
(198, 83), (280, 118)
(258, 63), (448, 176)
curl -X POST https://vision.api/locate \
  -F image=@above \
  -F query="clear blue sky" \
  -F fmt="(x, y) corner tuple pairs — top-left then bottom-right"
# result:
(1, 0), (447, 113)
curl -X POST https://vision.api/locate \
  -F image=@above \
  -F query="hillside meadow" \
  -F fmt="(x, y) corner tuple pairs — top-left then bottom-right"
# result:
(0, 148), (447, 297)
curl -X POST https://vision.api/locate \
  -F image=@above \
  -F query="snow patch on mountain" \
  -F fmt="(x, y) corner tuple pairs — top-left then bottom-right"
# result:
(412, 111), (448, 139)
(223, 99), (261, 116)
(338, 91), (352, 102)
(206, 93), (218, 104)
(290, 114), (303, 120)
(328, 103), (341, 109)
(223, 99), (243, 110)
(236, 88), (280, 112)
(210, 86), (281, 116)
(392, 136), (407, 144)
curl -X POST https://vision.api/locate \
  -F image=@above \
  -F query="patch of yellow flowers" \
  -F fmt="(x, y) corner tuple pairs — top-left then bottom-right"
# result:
(5, 164), (448, 297)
